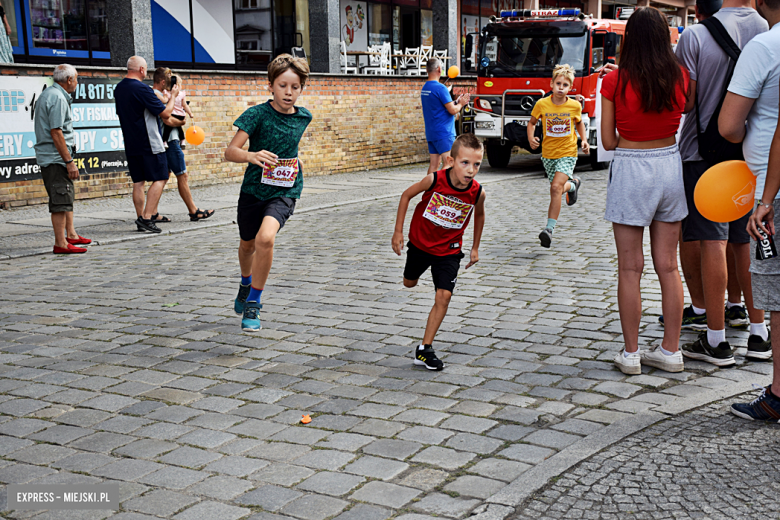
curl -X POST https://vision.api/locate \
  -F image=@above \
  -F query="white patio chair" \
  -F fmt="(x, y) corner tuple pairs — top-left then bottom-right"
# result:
(340, 40), (357, 74)
(364, 42), (391, 75)
(418, 45), (433, 73)
(399, 47), (421, 76)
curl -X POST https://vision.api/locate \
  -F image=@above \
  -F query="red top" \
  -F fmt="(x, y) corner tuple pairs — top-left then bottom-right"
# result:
(601, 66), (689, 142)
(409, 169), (482, 256)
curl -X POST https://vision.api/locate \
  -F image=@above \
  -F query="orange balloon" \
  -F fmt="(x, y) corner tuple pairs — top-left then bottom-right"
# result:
(694, 160), (755, 223)
(448, 66), (460, 79)
(185, 125), (205, 146)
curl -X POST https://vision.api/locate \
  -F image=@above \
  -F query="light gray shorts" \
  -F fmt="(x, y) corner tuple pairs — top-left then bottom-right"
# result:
(604, 145), (688, 227)
(752, 274), (780, 312)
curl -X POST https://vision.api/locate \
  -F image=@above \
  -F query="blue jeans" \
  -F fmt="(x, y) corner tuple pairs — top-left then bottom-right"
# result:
(166, 140), (186, 175)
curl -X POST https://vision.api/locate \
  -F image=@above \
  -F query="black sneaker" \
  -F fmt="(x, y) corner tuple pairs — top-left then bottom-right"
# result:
(566, 177), (581, 206)
(413, 345), (444, 371)
(680, 332), (735, 366)
(725, 304), (749, 328)
(746, 334), (772, 361)
(136, 217), (162, 233)
(731, 385), (780, 422)
(659, 305), (707, 331)
(539, 228), (553, 248)
(234, 283), (251, 315)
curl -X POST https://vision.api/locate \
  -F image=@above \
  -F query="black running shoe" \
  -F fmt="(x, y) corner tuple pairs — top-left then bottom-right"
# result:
(659, 305), (707, 331)
(539, 228), (552, 248)
(413, 345), (444, 371)
(731, 385), (780, 422)
(566, 177), (581, 206)
(136, 217), (162, 233)
(725, 304), (749, 328)
(746, 334), (772, 361)
(234, 283), (251, 315)
(680, 332), (735, 366)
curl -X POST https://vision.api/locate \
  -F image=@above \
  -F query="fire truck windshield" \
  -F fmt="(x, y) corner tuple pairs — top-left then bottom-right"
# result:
(480, 26), (589, 77)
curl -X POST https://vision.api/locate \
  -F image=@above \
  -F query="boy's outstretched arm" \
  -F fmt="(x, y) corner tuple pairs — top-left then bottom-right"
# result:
(466, 190), (486, 269)
(392, 173), (435, 256)
(576, 120), (589, 153)
(224, 130), (278, 167)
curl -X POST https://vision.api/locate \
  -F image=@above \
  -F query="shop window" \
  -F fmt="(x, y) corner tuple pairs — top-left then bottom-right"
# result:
(369, 3), (391, 46)
(4, 0), (20, 48)
(421, 9), (432, 47)
(30, 0), (87, 52)
(295, 0), (309, 60)
(88, 0), (108, 55)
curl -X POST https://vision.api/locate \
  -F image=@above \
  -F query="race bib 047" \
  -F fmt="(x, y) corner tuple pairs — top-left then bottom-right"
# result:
(261, 158), (299, 187)
(423, 192), (474, 229)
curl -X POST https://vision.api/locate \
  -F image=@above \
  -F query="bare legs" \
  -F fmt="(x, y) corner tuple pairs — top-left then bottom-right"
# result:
(175, 173), (198, 215)
(701, 240), (727, 332)
(237, 216), (281, 290)
(548, 172), (572, 220)
(51, 212), (68, 249)
(613, 220), (683, 353)
(730, 242), (765, 324)
(133, 179), (168, 220)
(427, 151), (451, 175)
(404, 277), (452, 346)
(680, 238), (705, 309)
(772, 312), (780, 396)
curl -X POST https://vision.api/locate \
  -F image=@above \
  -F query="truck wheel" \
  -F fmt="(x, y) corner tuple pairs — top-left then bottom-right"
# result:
(589, 146), (610, 171)
(486, 141), (513, 169)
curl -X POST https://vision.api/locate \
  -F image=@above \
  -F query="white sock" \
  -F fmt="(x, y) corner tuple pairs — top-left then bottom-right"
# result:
(692, 305), (706, 315)
(624, 349), (639, 358)
(659, 345), (676, 356)
(750, 322), (769, 341)
(707, 328), (726, 347)
(726, 301), (741, 309)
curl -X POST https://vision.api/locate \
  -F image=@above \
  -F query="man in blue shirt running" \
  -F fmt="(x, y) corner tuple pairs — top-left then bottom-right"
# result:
(420, 58), (470, 174)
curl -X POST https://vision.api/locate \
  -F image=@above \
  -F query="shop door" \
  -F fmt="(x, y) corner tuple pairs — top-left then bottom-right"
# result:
(397, 8), (420, 51)
(274, 1), (301, 56)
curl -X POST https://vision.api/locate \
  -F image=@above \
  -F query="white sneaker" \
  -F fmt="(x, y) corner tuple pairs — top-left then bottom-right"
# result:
(614, 349), (641, 375)
(640, 345), (684, 373)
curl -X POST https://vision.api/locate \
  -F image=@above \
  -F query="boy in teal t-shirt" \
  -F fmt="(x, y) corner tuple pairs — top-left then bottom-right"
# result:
(225, 54), (313, 332)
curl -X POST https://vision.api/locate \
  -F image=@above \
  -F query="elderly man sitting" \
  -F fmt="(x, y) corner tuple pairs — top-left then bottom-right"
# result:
(34, 63), (90, 254)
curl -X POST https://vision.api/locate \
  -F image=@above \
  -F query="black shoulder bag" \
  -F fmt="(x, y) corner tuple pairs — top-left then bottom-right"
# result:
(694, 17), (744, 165)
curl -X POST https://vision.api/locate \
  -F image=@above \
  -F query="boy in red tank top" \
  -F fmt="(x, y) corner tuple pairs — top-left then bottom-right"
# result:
(392, 134), (487, 370)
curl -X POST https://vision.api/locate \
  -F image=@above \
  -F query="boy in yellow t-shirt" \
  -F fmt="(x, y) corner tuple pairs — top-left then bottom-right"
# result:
(527, 64), (589, 248)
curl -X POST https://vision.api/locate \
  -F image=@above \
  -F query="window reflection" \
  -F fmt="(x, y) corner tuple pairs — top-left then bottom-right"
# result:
(235, 0), (273, 67)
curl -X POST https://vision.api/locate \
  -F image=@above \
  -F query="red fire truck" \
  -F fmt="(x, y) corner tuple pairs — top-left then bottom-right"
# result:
(471, 9), (680, 170)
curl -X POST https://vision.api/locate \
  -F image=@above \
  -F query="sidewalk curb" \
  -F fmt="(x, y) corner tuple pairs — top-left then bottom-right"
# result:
(1, 172), (537, 260)
(486, 373), (771, 511)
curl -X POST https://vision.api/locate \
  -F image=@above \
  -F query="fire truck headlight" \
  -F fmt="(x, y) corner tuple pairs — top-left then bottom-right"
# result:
(476, 121), (495, 129)
(478, 99), (492, 110)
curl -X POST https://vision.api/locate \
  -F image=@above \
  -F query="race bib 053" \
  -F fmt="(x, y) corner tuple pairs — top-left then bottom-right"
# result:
(423, 192), (474, 229)
(261, 158), (299, 187)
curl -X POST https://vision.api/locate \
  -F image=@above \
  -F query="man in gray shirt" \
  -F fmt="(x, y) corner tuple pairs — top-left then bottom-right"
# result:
(33, 64), (91, 254)
(674, 0), (768, 366)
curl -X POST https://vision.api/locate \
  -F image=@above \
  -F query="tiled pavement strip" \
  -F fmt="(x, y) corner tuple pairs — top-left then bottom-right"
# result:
(0, 155), (774, 520)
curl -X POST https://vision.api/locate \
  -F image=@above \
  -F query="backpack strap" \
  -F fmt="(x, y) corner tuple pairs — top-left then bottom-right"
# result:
(700, 17), (741, 62)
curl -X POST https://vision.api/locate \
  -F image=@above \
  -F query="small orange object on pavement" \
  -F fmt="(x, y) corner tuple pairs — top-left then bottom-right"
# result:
(301, 414), (312, 424)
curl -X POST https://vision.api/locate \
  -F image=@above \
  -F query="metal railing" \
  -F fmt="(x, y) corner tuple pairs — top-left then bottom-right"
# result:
(500, 89), (546, 143)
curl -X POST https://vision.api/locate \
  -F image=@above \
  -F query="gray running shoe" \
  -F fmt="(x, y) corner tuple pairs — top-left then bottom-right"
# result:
(539, 228), (553, 248)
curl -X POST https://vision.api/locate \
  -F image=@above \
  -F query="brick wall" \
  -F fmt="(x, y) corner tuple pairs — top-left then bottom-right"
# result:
(0, 65), (477, 208)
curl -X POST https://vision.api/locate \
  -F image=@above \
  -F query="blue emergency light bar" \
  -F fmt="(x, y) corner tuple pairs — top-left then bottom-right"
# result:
(499, 8), (581, 17)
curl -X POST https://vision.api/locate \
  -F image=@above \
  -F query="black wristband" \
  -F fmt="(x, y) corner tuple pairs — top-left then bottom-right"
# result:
(65, 159), (74, 164)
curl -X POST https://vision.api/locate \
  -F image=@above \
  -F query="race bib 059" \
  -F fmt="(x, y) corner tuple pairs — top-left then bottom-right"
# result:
(423, 192), (474, 229)
(261, 158), (299, 187)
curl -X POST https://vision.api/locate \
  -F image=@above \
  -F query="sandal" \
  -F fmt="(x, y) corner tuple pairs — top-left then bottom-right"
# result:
(189, 208), (215, 221)
(150, 213), (171, 223)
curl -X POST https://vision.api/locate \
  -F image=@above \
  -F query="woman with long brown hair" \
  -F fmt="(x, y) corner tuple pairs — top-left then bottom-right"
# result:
(601, 7), (690, 375)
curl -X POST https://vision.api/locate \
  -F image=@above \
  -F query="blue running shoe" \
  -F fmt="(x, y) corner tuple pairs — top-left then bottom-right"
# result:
(659, 305), (707, 331)
(234, 283), (251, 315)
(731, 385), (780, 422)
(241, 301), (263, 332)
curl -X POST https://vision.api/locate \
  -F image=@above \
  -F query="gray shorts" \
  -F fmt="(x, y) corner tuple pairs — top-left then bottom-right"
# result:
(41, 163), (74, 214)
(752, 274), (780, 312)
(604, 145), (687, 227)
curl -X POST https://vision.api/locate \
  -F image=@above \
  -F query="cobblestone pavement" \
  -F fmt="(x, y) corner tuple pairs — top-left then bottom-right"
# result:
(511, 398), (780, 520)
(0, 156), (542, 259)
(0, 156), (774, 520)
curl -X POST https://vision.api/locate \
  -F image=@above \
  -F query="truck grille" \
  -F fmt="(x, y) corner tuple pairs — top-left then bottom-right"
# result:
(481, 94), (544, 117)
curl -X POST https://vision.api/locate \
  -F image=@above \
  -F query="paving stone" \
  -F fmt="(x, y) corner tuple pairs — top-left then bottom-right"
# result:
(0, 436), (34, 456)
(343, 455), (409, 480)
(350, 419), (406, 437)
(250, 463), (315, 486)
(297, 471), (365, 496)
(0, 463), (56, 483)
(203, 455), (269, 476)
(177, 428), (236, 449)
(81, 394), (138, 412)
(269, 427), (329, 445)
(70, 432), (135, 452)
(158, 447), (223, 468)
(412, 492), (481, 518)
(10, 444), (76, 464)
(139, 466), (209, 489)
(591, 381), (643, 398)
(173, 501), (251, 520)
(350, 481), (422, 509)
(52, 452), (115, 473)
(55, 409), (113, 427)
(411, 446), (477, 470)
(397, 425), (455, 445)
(315, 432), (374, 451)
(332, 504), (391, 520)
(362, 439), (422, 460)
(0, 418), (51, 437)
(444, 475), (506, 499)
(122, 489), (198, 517)
(186, 475), (255, 500)
(227, 419), (288, 439)
(440, 415), (498, 434)
(281, 494), (349, 520)
(92, 459), (163, 481)
(28, 425), (93, 445)
(293, 449), (355, 470)
(235, 485), (304, 511)
(550, 418), (605, 436)
(497, 444), (555, 464)
(396, 468), (450, 491)
(246, 442), (311, 462)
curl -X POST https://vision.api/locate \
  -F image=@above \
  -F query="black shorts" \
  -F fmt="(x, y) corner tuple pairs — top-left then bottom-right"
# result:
(127, 153), (169, 183)
(403, 241), (464, 293)
(682, 160), (752, 244)
(237, 192), (296, 242)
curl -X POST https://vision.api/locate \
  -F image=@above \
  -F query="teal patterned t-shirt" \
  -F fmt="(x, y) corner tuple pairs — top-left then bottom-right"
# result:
(234, 100), (313, 200)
